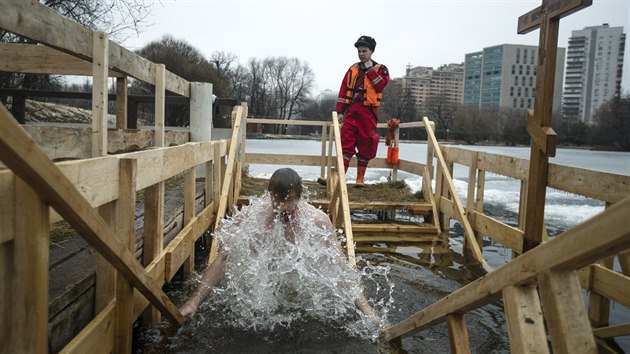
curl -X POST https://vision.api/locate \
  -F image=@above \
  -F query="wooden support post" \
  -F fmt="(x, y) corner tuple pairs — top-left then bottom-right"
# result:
(320, 123), (327, 180)
(474, 169), (486, 248)
(503, 285), (549, 354)
(518, 0), (591, 252)
(182, 168), (196, 274)
(116, 76), (128, 129)
(587, 256), (614, 328)
(10, 94), (25, 124)
(619, 250), (630, 276)
(154, 63), (165, 147)
(143, 181), (164, 324)
(95, 202), (117, 312)
(92, 31), (109, 157)
(537, 269), (597, 354)
(127, 99), (138, 129)
(115, 158), (137, 354)
(465, 152), (480, 252)
(9, 178), (50, 353)
(447, 314), (471, 354)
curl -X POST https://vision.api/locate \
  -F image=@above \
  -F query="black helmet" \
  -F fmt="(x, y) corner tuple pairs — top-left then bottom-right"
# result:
(354, 35), (376, 52)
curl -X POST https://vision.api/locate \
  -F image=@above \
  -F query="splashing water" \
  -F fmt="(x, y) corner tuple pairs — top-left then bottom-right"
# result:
(174, 193), (395, 348)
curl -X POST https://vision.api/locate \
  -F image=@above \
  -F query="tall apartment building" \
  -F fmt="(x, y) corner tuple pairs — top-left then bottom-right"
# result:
(402, 63), (464, 113)
(464, 44), (565, 113)
(562, 24), (626, 124)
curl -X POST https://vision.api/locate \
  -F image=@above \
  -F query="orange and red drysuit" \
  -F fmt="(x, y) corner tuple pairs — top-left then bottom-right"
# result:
(336, 61), (390, 169)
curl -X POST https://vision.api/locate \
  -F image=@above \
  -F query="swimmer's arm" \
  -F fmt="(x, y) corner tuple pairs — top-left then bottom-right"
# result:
(179, 250), (228, 318)
(355, 292), (383, 329)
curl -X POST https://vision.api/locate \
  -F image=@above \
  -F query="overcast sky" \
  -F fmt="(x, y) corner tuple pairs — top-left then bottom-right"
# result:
(126, 0), (629, 96)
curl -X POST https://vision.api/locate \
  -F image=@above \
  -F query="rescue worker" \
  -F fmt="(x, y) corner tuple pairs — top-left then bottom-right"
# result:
(336, 35), (390, 187)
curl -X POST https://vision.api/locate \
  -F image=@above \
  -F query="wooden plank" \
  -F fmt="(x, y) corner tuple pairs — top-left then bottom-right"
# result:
(11, 178), (50, 353)
(245, 153), (322, 166)
(59, 300), (116, 354)
(0, 105), (185, 325)
(384, 196), (630, 341)
(587, 264), (630, 308)
(526, 110), (557, 157)
(548, 164), (630, 204)
(0, 173), (15, 242)
(619, 250), (630, 276)
(503, 285), (549, 354)
(593, 323), (630, 339)
(92, 31), (109, 157)
(247, 117), (332, 127)
(182, 168), (196, 274)
(154, 64), (166, 147)
(447, 315), (472, 354)
(95, 202), (117, 312)
(352, 223), (438, 234)
(320, 124), (327, 179)
(116, 77), (128, 129)
(469, 208), (524, 254)
(142, 181), (164, 324)
(518, 0), (592, 34)
(164, 203), (215, 280)
(0, 43), (123, 77)
(332, 112), (356, 266)
(353, 235), (440, 243)
(210, 106), (244, 262)
(114, 158), (136, 354)
(423, 166), (441, 232)
(537, 269), (597, 354)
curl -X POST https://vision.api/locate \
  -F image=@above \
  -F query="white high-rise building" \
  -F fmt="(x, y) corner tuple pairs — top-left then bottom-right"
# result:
(464, 44), (565, 113)
(562, 24), (626, 124)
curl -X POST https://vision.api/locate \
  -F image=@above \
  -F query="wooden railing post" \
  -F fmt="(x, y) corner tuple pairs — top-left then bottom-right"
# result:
(92, 31), (108, 157)
(115, 158), (137, 353)
(154, 63), (165, 148)
(96, 202), (117, 313)
(182, 167), (196, 274)
(8, 178), (50, 353)
(538, 269), (597, 353)
(143, 181), (164, 324)
(116, 76), (128, 129)
(503, 285), (549, 353)
(447, 314), (472, 354)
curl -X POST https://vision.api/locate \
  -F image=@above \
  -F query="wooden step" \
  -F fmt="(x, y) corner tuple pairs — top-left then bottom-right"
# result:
(238, 196), (433, 215)
(352, 223), (438, 234)
(353, 233), (440, 243)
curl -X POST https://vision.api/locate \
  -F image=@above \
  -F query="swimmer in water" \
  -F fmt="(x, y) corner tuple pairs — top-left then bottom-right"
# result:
(179, 168), (379, 326)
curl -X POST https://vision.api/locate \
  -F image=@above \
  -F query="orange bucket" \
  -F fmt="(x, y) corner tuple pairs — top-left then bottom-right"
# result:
(386, 146), (399, 164)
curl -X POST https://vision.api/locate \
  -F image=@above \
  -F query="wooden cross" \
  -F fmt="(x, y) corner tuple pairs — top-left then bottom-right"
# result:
(517, 0), (591, 252)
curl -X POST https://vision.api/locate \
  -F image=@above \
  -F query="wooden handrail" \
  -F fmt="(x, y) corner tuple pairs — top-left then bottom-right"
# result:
(209, 104), (245, 263)
(423, 117), (490, 271)
(384, 195), (630, 341)
(0, 104), (185, 325)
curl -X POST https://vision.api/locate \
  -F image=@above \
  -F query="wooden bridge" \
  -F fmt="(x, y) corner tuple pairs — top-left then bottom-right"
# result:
(1, 0), (630, 353)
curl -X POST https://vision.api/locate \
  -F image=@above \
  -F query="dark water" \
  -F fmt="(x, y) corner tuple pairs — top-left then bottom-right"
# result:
(136, 228), (510, 353)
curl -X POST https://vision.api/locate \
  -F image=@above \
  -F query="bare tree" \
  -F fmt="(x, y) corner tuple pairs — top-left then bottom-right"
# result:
(43, 0), (154, 42)
(380, 79), (417, 122)
(425, 94), (458, 140)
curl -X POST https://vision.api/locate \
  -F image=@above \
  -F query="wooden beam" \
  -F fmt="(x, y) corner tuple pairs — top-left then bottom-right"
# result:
(537, 269), (597, 353)
(593, 323), (630, 339)
(0, 104), (185, 325)
(518, 0), (592, 34)
(245, 153), (322, 166)
(115, 76), (128, 129)
(526, 110), (557, 157)
(352, 223), (438, 234)
(91, 31), (109, 157)
(332, 112), (356, 266)
(503, 285), (549, 354)
(11, 178), (50, 353)
(0, 43), (123, 77)
(210, 106), (244, 262)
(59, 300), (115, 354)
(447, 315), (472, 354)
(383, 195), (630, 341)
(114, 158), (136, 354)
